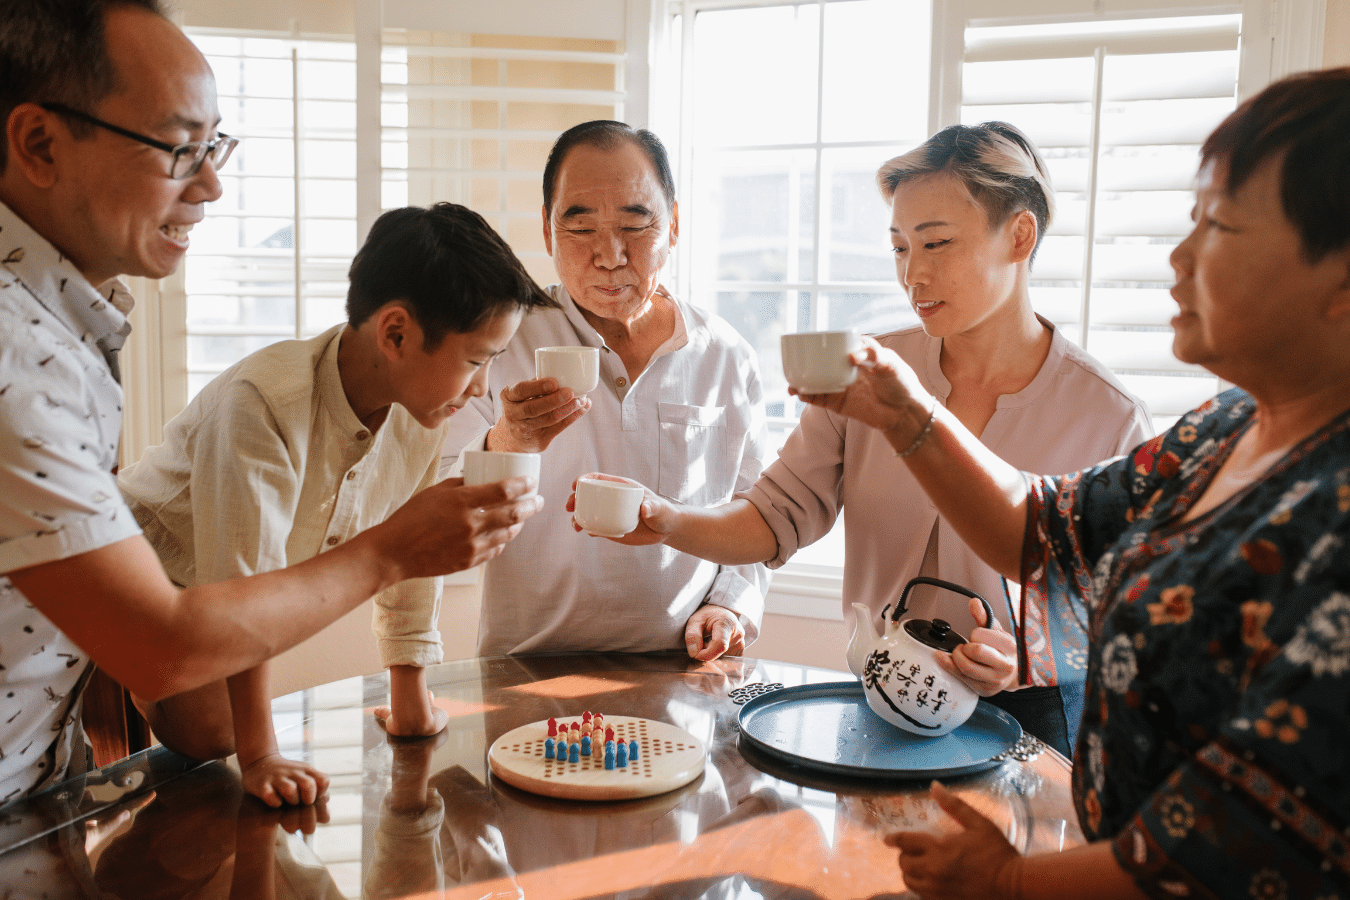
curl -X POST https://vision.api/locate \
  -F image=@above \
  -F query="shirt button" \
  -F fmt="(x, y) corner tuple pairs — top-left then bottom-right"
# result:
(355, 430), (370, 441)
(345, 470), (357, 481)
(326, 536), (340, 546)
(616, 377), (627, 387)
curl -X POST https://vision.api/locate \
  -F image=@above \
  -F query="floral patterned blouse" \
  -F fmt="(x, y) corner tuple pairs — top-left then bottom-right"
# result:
(1022, 389), (1350, 898)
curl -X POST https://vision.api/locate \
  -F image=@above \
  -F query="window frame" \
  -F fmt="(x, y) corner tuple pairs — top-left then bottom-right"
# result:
(651, 0), (1328, 619)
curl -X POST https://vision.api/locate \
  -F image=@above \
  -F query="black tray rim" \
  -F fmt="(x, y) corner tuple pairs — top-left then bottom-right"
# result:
(736, 680), (1022, 780)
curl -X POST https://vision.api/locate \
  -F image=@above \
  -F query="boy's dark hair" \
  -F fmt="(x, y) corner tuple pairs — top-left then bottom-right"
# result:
(541, 120), (676, 217)
(347, 203), (555, 350)
(1201, 66), (1350, 264)
(0, 0), (169, 172)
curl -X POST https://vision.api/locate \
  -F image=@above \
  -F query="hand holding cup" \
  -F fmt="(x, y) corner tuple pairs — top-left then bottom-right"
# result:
(791, 335), (931, 436)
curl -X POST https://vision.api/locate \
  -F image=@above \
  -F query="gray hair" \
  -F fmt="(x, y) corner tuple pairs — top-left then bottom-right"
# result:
(877, 122), (1055, 264)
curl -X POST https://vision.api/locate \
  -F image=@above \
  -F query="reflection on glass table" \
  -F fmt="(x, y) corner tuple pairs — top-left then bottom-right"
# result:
(0, 653), (1083, 899)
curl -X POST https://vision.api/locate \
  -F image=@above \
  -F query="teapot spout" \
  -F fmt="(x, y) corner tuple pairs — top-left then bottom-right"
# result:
(846, 603), (879, 677)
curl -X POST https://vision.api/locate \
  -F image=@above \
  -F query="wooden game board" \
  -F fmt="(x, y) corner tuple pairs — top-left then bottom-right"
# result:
(487, 715), (706, 800)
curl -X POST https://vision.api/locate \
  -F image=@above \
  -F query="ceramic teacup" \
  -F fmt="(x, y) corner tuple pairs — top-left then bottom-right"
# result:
(573, 474), (646, 538)
(461, 450), (541, 489)
(780, 330), (863, 394)
(535, 346), (600, 395)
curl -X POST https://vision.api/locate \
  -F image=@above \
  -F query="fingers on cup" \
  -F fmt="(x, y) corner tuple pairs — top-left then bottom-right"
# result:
(573, 473), (645, 538)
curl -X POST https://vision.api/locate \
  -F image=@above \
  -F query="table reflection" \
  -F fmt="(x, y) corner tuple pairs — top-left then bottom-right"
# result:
(0, 653), (1083, 898)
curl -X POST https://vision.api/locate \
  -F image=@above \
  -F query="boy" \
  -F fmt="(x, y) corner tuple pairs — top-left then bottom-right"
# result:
(119, 202), (553, 805)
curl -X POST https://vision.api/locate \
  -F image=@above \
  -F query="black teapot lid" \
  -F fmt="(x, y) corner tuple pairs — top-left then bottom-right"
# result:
(903, 618), (967, 653)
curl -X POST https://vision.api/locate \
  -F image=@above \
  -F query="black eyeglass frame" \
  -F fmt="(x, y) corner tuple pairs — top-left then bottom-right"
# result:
(39, 102), (237, 179)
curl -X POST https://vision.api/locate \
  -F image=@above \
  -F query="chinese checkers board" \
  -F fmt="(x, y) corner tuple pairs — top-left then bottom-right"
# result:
(487, 712), (706, 801)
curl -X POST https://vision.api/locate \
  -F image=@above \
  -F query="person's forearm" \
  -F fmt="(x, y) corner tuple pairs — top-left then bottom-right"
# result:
(884, 402), (1029, 581)
(1016, 842), (1148, 900)
(15, 533), (397, 703)
(132, 679), (235, 761)
(228, 663), (279, 767)
(664, 497), (778, 566)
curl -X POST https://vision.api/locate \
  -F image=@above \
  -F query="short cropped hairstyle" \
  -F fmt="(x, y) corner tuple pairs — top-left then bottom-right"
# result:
(877, 122), (1055, 265)
(0, 0), (168, 172)
(346, 203), (556, 351)
(1201, 67), (1350, 264)
(541, 120), (676, 218)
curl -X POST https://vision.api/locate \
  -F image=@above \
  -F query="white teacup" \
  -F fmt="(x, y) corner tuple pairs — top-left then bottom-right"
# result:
(573, 474), (646, 538)
(461, 450), (541, 488)
(780, 330), (863, 394)
(535, 346), (600, 394)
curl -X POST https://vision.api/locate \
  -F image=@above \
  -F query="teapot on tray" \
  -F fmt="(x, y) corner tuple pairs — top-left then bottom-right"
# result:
(846, 577), (994, 738)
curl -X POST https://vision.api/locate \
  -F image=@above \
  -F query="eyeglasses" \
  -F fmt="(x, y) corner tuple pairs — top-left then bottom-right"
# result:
(40, 102), (237, 179)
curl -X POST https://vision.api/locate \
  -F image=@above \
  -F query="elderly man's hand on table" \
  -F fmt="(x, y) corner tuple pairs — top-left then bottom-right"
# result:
(684, 604), (746, 661)
(486, 377), (591, 453)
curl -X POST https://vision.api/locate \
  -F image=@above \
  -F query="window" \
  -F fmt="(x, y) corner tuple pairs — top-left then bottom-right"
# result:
(666, 0), (933, 575)
(185, 34), (358, 400)
(379, 30), (624, 287)
(953, 12), (1242, 431)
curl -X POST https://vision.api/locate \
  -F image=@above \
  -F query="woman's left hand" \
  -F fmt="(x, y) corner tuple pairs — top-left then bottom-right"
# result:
(885, 782), (1023, 900)
(932, 597), (1020, 696)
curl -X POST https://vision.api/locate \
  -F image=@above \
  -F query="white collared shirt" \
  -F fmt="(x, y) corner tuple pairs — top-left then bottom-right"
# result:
(441, 284), (770, 656)
(0, 201), (142, 804)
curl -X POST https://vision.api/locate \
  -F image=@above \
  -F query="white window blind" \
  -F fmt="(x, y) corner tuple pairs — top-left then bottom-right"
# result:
(959, 13), (1241, 431)
(378, 30), (625, 287)
(183, 33), (358, 401)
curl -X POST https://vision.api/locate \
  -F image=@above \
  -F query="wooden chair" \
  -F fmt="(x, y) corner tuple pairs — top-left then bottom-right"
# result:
(82, 667), (152, 768)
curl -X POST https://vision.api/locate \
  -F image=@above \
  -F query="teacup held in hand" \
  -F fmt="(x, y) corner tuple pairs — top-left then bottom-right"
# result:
(536, 346), (600, 395)
(781, 330), (863, 394)
(574, 474), (645, 538)
(462, 450), (541, 489)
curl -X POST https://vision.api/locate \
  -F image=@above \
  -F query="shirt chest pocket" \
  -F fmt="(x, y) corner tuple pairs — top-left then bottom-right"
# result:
(657, 402), (730, 507)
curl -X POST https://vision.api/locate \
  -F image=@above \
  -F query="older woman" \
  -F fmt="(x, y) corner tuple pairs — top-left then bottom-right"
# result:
(803, 68), (1350, 898)
(588, 121), (1151, 756)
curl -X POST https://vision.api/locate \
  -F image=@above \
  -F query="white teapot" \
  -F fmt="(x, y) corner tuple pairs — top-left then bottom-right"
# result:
(846, 577), (994, 738)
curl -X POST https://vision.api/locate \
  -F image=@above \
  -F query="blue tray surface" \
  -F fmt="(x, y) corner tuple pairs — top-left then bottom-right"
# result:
(737, 681), (1021, 779)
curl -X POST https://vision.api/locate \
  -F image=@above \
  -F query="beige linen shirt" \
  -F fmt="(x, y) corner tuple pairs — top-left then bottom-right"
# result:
(118, 324), (445, 667)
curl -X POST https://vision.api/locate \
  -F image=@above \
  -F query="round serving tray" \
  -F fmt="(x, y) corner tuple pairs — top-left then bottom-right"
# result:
(737, 681), (1021, 780)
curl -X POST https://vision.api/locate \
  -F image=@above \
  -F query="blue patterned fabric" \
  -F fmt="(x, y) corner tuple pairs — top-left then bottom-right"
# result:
(1023, 388), (1350, 898)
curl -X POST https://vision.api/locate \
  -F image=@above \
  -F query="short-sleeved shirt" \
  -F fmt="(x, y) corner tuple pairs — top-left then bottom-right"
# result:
(1025, 389), (1350, 896)
(0, 201), (142, 804)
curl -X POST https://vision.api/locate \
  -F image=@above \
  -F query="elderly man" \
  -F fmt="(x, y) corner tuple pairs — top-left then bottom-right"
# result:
(0, 0), (542, 805)
(441, 120), (769, 660)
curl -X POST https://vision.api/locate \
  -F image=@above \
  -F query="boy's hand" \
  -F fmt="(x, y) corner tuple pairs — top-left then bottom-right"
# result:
(240, 751), (330, 808)
(374, 688), (450, 738)
(487, 377), (591, 453)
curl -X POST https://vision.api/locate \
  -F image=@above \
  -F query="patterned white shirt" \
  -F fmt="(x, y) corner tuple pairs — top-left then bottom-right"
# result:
(0, 200), (142, 804)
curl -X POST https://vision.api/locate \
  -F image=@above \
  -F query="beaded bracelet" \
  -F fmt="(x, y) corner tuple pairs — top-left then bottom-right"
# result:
(895, 395), (937, 458)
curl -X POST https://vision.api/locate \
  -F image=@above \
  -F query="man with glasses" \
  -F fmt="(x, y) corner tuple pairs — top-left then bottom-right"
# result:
(0, 0), (543, 805)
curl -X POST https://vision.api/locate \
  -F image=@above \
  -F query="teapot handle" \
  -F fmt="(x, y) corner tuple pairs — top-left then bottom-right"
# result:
(892, 576), (994, 628)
